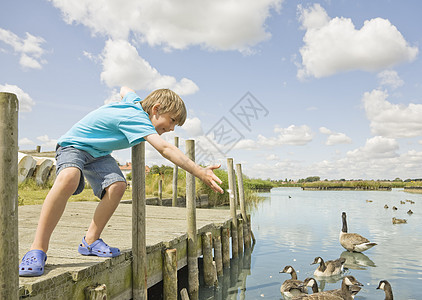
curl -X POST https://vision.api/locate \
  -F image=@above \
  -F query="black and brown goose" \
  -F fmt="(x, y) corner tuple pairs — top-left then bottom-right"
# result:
(340, 212), (377, 252)
(376, 280), (394, 300)
(280, 265), (308, 298)
(311, 256), (346, 277)
(293, 275), (363, 299)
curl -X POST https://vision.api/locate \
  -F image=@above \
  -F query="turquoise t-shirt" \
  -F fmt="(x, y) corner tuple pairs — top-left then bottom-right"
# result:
(58, 92), (157, 157)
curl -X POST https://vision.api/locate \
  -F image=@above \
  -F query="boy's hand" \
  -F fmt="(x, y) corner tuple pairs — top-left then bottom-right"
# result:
(200, 164), (224, 194)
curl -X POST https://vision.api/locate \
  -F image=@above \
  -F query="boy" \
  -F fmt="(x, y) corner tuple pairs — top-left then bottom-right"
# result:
(19, 86), (223, 277)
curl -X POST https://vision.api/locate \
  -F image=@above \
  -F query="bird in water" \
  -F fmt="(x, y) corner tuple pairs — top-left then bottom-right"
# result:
(310, 256), (346, 277)
(279, 265), (308, 298)
(392, 217), (407, 224)
(376, 280), (394, 300)
(293, 275), (363, 299)
(340, 212), (377, 252)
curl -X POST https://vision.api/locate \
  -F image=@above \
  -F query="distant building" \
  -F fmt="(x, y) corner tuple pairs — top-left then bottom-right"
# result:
(119, 162), (150, 178)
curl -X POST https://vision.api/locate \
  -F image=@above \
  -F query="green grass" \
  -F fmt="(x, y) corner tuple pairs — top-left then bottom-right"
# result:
(18, 168), (271, 207)
(18, 187), (134, 206)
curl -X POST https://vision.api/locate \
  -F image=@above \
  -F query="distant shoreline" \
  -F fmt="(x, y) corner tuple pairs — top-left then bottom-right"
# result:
(403, 186), (422, 194)
(302, 186), (392, 191)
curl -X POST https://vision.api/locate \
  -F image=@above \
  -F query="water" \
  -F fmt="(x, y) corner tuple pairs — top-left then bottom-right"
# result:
(199, 187), (422, 299)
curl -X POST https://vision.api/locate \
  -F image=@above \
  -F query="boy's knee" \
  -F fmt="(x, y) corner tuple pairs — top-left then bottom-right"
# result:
(56, 167), (81, 191)
(108, 181), (127, 196)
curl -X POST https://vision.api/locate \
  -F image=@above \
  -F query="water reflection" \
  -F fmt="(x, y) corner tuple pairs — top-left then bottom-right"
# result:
(217, 247), (252, 299)
(340, 251), (376, 270)
(200, 188), (422, 299)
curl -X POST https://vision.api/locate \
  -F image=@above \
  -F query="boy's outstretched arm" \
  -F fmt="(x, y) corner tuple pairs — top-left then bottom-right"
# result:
(144, 134), (224, 194)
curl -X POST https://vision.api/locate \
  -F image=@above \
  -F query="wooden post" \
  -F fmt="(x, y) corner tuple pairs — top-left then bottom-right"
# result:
(158, 179), (163, 206)
(202, 232), (217, 286)
(237, 218), (244, 254)
(186, 140), (199, 299)
(84, 284), (107, 300)
(221, 222), (230, 269)
(163, 248), (177, 300)
(172, 137), (179, 207)
(132, 142), (147, 299)
(0, 92), (19, 300)
(227, 158), (238, 258)
(235, 164), (251, 248)
(36, 145), (41, 153)
(180, 288), (190, 300)
(213, 234), (223, 277)
(248, 215), (255, 245)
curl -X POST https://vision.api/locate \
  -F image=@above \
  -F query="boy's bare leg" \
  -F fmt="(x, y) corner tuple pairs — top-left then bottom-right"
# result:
(30, 167), (81, 253)
(84, 181), (127, 245)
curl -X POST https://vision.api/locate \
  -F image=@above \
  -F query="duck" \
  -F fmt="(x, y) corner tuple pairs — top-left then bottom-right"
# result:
(384, 204), (389, 209)
(392, 206), (398, 210)
(280, 265), (308, 298)
(366, 199), (373, 203)
(311, 256), (346, 277)
(340, 212), (377, 252)
(400, 200), (406, 204)
(376, 280), (394, 300)
(292, 275), (363, 300)
(407, 209), (413, 215)
(392, 217), (407, 224)
(292, 277), (319, 298)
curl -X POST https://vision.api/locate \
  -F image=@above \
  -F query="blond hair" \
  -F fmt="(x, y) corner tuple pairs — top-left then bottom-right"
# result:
(141, 89), (187, 126)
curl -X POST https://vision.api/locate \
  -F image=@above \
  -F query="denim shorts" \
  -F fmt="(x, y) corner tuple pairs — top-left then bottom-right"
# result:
(55, 145), (126, 199)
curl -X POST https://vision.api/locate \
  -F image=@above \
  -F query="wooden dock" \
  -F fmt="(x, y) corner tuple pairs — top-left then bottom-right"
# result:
(18, 202), (235, 299)
(0, 96), (252, 300)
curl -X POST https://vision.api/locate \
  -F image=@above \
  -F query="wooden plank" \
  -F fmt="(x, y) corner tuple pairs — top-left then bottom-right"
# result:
(18, 202), (233, 298)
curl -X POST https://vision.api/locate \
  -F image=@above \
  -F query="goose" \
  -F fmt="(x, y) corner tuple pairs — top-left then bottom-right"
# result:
(292, 277), (319, 298)
(392, 217), (407, 224)
(340, 212), (377, 252)
(407, 209), (413, 215)
(311, 256), (346, 277)
(384, 204), (389, 209)
(376, 280), (394, 300)
(280, 265), (308, 298)
(392, 206), (398, 211)
(293, 275), (363, 300)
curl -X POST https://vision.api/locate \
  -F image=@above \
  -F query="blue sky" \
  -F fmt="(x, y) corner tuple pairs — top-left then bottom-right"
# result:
(1, 0), (422, 181)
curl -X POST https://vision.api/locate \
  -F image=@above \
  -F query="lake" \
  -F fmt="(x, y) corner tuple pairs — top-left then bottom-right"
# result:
(198, 187), (422, 299)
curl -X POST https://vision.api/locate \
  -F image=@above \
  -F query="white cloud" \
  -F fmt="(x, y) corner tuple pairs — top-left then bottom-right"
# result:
(347, 136), (399, 159)
(258, 125), (314, 146)
(0, 84), (35, 112)
(319, 126), (332, 135)
(0, 27), (47, 69)
(49, 0), (282, 52)
(232, 125), (314, 150)
(266, 154), (279, 161)
(104, 88), (121, 104)
(36, 135), (50, 142)
(377, 70), (404, 89)
(319, 127), (352, 145)
(297, 4), (418, 79)
(326, 133), (352, 146)
(19, 138), (34, 146)
(362, 89), (422, 138)
(100, 39), (199, 95)
(36, 135), (58, 150)
(182, 117), (203, 137)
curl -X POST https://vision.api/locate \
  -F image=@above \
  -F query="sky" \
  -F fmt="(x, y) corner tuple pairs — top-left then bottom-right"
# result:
(1, 0), (422, 181)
